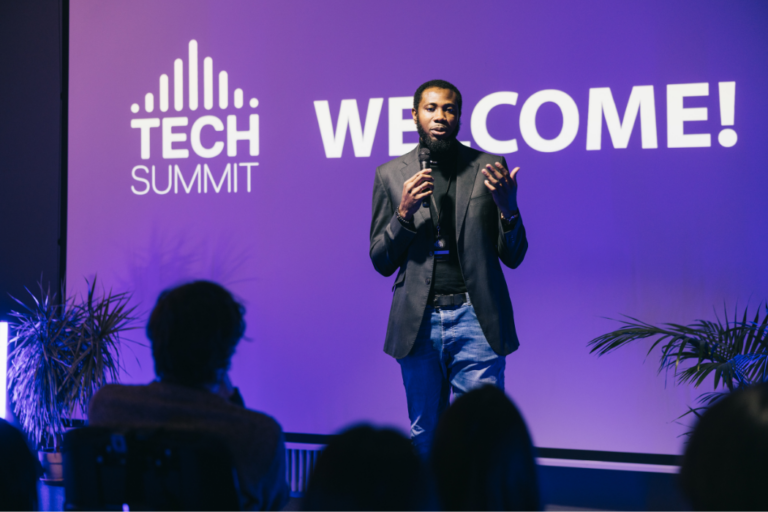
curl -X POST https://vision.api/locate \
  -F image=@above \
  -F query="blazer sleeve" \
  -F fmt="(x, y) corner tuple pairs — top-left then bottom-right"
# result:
(495, 157), (528, 269)
(369, 165), (416, 277)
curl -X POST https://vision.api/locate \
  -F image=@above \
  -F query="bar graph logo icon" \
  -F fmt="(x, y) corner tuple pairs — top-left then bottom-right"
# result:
(130, 40), (258, 114)
(129, 39), (259, 162)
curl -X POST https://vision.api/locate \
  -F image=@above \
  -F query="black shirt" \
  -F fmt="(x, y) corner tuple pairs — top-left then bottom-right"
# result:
(427, 147), (467, 300)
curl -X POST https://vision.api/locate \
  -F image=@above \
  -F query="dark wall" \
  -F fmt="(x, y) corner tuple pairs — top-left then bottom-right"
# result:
(0, 0), (63, 319)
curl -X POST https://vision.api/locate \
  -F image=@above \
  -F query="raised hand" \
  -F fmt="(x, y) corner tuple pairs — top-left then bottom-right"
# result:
(482, 162), (520, 217)
(398, 169), (433, 221)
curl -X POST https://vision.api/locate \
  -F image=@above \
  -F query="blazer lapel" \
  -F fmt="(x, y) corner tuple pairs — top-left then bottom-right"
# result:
(455, 144), (478, 239)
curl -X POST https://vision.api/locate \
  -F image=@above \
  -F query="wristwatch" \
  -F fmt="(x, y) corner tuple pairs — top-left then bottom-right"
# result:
(500, 210), (519, 224)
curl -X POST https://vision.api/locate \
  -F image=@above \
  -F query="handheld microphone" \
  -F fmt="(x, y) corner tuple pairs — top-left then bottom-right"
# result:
(418, 148), (431, 208)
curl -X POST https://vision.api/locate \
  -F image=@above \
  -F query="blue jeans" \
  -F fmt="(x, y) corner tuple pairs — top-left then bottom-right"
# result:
(398, 302), (506, 459)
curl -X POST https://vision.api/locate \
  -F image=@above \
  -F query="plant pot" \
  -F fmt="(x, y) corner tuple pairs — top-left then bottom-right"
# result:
(39, 450), (64, 485)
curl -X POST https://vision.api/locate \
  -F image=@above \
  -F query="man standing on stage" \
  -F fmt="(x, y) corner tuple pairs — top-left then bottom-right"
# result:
(369, 79), (528, 457)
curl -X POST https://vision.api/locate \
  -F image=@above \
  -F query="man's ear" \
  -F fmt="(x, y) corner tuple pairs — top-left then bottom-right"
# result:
(411, 108), (418, 124)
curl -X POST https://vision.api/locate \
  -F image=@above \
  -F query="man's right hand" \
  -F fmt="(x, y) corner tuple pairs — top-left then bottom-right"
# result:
(398, 169), (433, 221)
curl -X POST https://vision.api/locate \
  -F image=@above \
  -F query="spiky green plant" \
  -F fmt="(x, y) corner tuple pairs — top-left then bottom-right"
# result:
(588, 305), (768, 427)
(7, 277), (137, 449)
(8, 283), (81, 448)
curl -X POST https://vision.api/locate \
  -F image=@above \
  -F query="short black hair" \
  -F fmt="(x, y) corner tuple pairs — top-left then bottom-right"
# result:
(413, 79), (462, 116)
(0, 419), (39, 510)
(431, 386), (540, 511)
(147, 281), (245, 386)
(302, 424), (434, 510)
(680, 383), (768, 510)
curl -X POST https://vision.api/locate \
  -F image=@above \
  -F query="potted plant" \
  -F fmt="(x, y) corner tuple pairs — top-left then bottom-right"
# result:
(588, 305), (768, 430)
(7, 277), (136, 482)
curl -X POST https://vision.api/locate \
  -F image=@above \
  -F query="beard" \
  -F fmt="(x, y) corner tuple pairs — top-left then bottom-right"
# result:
(416, 116), (460, 158)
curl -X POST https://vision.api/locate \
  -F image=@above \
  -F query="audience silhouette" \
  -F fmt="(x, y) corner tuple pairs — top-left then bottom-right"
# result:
(71, 279), (738, 511)
(430, 385), (540, 511)
(680, 383), (768, 511)
(0, 418), (40, 511)
(301, 424), (435, 511)
(88, 280), (289, 510)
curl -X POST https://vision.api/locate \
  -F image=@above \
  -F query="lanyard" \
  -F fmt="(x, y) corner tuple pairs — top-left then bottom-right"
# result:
(429, 168), (454, 240)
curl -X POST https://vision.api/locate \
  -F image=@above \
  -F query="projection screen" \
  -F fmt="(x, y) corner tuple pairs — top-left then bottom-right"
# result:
(67, 0), (768, 458)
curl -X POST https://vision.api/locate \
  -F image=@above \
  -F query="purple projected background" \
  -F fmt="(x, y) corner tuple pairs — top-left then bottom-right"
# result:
(68, 0), (768, 455)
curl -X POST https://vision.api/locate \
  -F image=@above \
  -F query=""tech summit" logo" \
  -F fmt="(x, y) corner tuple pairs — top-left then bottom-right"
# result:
(129, 40), (258, 195)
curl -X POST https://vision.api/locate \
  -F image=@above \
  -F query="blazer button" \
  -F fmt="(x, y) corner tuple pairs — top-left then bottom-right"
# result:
(425, 278), (431, 285)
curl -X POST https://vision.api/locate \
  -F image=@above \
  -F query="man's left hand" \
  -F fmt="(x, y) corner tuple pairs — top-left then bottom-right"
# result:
(482, 162), (520, 217)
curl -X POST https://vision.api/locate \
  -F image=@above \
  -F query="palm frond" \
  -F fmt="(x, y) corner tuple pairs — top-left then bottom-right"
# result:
(589, 305), (768, 434)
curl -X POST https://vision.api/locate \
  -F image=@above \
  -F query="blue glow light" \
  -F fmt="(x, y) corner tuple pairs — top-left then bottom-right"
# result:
(0, 322), (7, 419)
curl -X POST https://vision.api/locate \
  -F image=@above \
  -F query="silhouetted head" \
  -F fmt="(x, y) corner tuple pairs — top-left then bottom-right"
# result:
(148, 281), (245, 387)
(0, 419), (40, 510)
(680, 383), (768, 510)
(302, 424), (434, 511)
(431, 386), (540, 511)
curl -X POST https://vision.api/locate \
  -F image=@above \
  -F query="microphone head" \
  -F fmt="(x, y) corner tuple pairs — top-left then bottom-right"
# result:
(418, 148), (431, 162)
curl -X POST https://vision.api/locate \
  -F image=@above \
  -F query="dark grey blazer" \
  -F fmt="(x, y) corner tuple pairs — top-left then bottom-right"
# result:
(370, 144), (528, 359)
